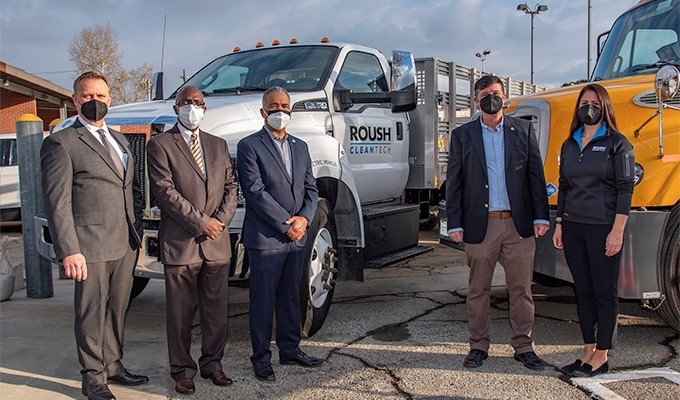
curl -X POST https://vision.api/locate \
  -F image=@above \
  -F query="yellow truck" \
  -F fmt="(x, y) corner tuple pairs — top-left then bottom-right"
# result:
(505, 0), (680, 331)
(440, 0), (679, 331)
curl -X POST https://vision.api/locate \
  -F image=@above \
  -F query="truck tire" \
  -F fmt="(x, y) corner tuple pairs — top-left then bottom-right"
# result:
(300, 199), (337, 338)
(654, 203), (680, 332)
(129, 277), (150, 301)
(419, 211), (439, 231)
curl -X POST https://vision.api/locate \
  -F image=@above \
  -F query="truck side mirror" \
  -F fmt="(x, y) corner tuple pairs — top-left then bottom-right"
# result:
(391, 50), (416, 91)
(152, 72), (164, 101)
(390, 88), (417, 113)
(390, 50), (417, 112)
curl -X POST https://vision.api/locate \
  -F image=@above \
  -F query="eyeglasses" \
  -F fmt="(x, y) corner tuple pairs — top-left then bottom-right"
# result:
(176, 99), (206, 107)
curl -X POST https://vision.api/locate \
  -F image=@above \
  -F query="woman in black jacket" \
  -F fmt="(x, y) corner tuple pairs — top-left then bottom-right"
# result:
(552, 83), (635, 377)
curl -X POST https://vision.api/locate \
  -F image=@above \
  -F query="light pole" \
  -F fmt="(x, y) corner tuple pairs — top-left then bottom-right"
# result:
(586, 0), (592, 79)
(475, 49), (491, 72)
(517, 3), (548, 84)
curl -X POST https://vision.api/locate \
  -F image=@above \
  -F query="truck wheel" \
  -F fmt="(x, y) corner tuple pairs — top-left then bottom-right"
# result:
(299, 199), (337, 338)
(654, 203), (680, 332)
(129, 277), (150, 301)
(418, 204), (439, 231)
(420, 214), (439, 231)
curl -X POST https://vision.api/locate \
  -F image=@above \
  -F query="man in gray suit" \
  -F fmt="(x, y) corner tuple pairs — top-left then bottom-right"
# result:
(41, 71), (147, 400)
(146, 86), (238, 395)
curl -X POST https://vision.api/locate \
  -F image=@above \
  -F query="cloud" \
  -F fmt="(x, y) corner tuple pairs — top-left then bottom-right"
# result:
(0, 0), (637, 91)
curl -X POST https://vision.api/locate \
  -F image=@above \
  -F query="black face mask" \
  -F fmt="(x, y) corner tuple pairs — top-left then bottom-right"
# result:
(577, 104), (602, 126)
(80, 99), (108, 122)
(479, 94), (504, 114)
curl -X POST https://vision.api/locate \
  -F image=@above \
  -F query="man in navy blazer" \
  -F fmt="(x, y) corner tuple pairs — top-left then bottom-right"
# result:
(446, 75), (550, 371)
(237, 87), (322, 381)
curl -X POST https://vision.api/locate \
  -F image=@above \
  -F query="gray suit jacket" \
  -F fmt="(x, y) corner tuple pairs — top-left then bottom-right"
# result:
(237, 128), (318, 249)
(146, 124), (238, 265)
(41, 120), (143, 263)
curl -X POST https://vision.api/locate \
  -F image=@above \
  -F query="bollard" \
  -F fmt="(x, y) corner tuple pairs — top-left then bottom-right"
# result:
(16, 114), (53, 298)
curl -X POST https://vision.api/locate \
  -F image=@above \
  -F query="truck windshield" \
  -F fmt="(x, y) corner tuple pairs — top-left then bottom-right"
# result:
(179, 46), (339, 96)
(592, 0), (679, 81)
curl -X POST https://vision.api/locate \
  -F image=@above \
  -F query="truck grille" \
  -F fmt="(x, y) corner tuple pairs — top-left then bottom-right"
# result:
(633, 89), (680, 108)
(126, 134), (245, 221)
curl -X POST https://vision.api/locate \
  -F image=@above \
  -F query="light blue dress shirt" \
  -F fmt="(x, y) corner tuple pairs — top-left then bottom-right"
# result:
(482, 118), (511, 212)
(448, 117), (548, 234)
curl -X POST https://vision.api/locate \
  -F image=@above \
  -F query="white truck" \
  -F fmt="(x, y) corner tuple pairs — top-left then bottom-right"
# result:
(43, 40), (541, 336)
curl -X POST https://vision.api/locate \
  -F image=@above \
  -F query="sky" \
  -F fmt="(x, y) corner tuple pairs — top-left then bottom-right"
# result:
(0, 0), (636, 95)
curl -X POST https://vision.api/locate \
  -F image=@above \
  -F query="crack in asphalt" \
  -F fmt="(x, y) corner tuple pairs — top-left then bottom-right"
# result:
(337, 352), (414, 400)
(325, 297), (454, 399)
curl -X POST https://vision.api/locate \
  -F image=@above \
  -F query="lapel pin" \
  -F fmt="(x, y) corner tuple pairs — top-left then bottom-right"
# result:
(510, 127), (515, 131)
(291, 139), (296, 143)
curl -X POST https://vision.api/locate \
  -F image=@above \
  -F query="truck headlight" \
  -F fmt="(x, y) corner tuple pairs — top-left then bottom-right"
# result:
(633, 163), (644, 186)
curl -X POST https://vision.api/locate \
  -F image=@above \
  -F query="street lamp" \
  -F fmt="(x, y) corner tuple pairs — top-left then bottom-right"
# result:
(517, 3), (548, 84)
(475, 49), (491, 72)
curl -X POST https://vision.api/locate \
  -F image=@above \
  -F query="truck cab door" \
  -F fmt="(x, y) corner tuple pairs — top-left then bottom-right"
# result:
(331, 50), (410, 203)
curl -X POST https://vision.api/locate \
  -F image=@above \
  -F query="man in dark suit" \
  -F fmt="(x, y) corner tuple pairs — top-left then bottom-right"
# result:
(146, 85), (238, 395)
(446, 75), (550, 370)
(41, 71), (148, 400)
(237, 86), (322, 382)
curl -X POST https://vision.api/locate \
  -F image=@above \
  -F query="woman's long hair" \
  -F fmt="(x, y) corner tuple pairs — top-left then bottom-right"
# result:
(569, 83), (619, 136)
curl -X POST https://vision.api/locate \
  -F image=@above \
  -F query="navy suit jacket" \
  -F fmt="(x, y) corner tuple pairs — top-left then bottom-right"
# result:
(446, 116), (549, 244)
(237, 128), (318, 249)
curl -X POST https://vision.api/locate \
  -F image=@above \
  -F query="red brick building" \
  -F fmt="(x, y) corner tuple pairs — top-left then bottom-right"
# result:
(0, 61), (76, 133)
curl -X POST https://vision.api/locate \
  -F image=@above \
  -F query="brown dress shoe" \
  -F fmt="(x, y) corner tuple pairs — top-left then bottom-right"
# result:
(201, 370), (233, 386)
(175, 378), (195, 395)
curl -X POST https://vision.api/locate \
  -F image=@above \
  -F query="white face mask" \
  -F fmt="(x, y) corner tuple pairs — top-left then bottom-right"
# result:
(178, 104), (204, 130)
(266, 110), (291, 131)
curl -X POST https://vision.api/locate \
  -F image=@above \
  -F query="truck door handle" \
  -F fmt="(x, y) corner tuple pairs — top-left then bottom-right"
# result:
(397, 122), (403, 141)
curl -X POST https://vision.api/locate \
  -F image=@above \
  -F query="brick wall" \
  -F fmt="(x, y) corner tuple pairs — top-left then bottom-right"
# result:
(0, 88), (36, 133)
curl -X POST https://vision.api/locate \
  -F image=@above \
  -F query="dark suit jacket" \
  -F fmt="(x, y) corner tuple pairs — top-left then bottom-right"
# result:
(41, 119), (143, 262)
(236, 128), (318, 249)
(146, 124), (238, 265)
(446, 116), (549, 244)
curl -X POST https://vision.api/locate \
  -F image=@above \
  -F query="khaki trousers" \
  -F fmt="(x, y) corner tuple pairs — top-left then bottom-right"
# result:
(464, 217), (536, 354)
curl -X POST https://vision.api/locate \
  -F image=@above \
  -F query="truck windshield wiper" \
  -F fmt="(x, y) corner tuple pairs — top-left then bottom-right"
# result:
(632, 61), (671, 72)
(212, 86), (266, 93)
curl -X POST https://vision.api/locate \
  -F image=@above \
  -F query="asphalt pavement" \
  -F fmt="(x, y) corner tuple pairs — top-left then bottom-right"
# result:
(1, 228), (679, 399)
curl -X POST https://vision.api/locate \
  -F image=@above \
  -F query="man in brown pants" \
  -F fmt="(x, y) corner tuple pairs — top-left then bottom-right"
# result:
(446, 75), (550, 370)
(147, 85), (238, 394)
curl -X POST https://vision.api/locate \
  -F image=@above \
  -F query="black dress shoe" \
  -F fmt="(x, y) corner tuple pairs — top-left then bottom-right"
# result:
(463, 349), (488, 368)
(560, 359), (583, 375)
(588, 362), (609, 376)
(254, 361), (276, 381)
(573, 362), (593, 377)
(107, 369), (149, 386)
(280, 351), (323, 367)
(175, 378), (195, 394)
(82, 384), (116, 400)
(201, 370), (233, 386)
(574, 361), (609, 377)
(514, 351), (545, 370)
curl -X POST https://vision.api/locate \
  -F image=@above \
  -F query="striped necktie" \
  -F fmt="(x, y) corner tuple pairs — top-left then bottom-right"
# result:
(97, 129), (124, 176)
(190, 132), (205, 175)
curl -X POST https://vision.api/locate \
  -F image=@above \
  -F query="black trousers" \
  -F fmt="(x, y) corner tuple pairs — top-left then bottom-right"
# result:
(247, 243), (304, 365)
(562, 221), (621, 350)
